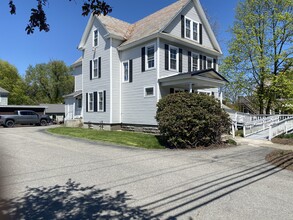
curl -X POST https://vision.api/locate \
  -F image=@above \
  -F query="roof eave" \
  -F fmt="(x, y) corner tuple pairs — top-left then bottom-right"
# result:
(104, 33), (126, 41)
(159, 33), (222, 56)
(193, 0), (222, 54)
(117, 33), (159, 51)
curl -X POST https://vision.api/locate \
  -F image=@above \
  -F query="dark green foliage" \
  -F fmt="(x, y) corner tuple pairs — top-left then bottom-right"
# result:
(156, 93), (231, 148)
(278, 133), (293, 139)
(8, 0), (112, 34)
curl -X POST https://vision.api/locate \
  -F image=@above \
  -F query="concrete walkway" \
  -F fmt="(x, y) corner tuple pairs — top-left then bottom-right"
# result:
(235, 137), (293, 151)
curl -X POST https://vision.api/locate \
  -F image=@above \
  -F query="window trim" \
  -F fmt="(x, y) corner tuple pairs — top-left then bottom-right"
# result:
(184, 17), (199, 43)
(144, 86), (155, 97)
(145, 43), (156, 70)
(169, 45), (179, 71)
(206, 56), (214, 69)
(93, 58), (98, 78)
(88, 92), (94, 112)
(93, 28), (99, 47)
(191, 52), (199, 71)
(122, 61), (129, 82)
(98, 91), (104, 112)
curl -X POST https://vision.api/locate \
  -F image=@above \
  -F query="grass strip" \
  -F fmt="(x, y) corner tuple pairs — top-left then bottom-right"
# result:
(47, 127), (165, 149)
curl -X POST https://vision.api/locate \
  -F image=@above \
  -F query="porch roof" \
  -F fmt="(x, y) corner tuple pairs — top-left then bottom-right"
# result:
(63, 90), (82, 98)
(158, 69), (228, 89)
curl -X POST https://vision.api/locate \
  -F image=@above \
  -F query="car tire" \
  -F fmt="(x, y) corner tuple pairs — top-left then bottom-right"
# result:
(40, 119), (47, 126)
(5, 120), (15, 128)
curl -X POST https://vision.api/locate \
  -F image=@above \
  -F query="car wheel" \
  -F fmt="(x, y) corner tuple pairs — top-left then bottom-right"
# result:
(5, 120), (15, 128)
(40, 119), (47, 126)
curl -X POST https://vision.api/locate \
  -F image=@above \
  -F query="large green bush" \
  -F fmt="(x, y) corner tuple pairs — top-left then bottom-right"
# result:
(156, 92), (231, 148)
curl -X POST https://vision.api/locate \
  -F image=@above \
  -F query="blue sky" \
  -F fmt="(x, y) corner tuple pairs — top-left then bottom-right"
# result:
(0, 0), (239, 76)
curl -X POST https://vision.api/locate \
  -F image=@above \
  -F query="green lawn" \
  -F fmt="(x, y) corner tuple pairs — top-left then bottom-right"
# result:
(47, 127), (165, 149)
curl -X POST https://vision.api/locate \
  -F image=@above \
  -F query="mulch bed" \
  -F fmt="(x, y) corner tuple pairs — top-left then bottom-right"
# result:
(265, 150), (293, 171)
(271, 138), (293, 145)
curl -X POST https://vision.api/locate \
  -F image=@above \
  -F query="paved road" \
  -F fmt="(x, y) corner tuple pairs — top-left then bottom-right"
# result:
(0, 126), (292, 219)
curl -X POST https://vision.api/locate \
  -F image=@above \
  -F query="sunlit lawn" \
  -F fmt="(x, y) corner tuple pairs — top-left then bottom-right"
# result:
(47, 127), (165, 149)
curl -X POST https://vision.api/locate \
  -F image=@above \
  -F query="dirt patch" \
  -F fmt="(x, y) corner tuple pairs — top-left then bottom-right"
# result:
(265, 150), (293, 171)
(271, 138), (293, 146)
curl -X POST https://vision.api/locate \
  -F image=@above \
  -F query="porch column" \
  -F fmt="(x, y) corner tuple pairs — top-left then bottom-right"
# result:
(189, 83), (193, 93)
(220, 90), (223, 108)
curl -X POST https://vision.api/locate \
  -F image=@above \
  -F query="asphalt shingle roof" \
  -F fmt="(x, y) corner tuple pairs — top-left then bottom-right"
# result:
(97, 0), (190, 46)
(0, 86), (9, 94)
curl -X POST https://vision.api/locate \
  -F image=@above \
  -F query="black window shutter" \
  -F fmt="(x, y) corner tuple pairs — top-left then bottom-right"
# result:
(94, 92), (97, 112)
(103, 90), (106, 112)
(141, 47), (145, 72)
(199, 55), (203, 70)
(89, 60), (92, 80)
(165, 44), (169, 70)
(170, 88), (174, 94)
(188, 51), (191, 72)
(86, 93), (88, 112)
(179, 48), (183, 73)
(213, 58), (217, 69)
(203, 56), (207, 69)
(129, 59), (133, 83)
(199, 24), (203, 44)
(98, 57), (101, 78)
(181, 15), (185, 38)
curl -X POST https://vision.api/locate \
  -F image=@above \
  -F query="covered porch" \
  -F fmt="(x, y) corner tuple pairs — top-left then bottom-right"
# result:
(64, 90), (83, 120)
(159, 69), (228, 105)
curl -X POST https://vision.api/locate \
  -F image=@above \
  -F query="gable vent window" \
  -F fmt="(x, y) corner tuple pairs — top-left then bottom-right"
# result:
(93, 29), (98, 47)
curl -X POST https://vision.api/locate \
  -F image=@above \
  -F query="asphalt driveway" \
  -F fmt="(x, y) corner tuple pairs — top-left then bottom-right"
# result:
(0, 126), (292, 219)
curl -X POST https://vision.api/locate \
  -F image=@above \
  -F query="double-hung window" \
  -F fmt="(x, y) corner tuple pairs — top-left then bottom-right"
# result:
(93, 59), (98, 78)
(185, 19), (191, 39)
(169, 46), (178, 71)
(206, 57), (213, 69)
(185, 17), (199, 43)
(93, 29), (98, 47)
(88, 93), (93, 112)
(146, 44), (155, 69)
(192, 53), (199, 71)
(98, 91), (104, 111)
(123, 61), (129, 82)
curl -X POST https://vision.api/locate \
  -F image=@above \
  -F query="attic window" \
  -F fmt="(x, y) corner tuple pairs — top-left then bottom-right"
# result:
(93, 29), (98, 47)
(185, 17), (199, 43)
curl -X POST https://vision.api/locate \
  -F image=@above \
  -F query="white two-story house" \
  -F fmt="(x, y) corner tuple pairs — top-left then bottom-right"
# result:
(64, 0), (228, 130)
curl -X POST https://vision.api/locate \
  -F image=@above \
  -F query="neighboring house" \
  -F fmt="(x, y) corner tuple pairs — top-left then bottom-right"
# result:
(41, 104), (65, 123)
(0, 86), (9, 106)
(64, 0), (227, 129)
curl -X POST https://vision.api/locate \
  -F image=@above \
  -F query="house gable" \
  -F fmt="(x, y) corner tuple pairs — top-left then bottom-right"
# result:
(163, 0), (221, 53)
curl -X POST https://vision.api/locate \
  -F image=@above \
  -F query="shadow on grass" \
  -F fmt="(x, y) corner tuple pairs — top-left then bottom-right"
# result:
(0, 179), (158, 220)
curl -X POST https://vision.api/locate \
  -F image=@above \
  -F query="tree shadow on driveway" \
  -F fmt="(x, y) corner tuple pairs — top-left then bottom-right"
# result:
(0, 179), (158, 220)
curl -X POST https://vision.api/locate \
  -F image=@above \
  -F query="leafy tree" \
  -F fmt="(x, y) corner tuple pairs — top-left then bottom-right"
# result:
(223, 0), (293, 114)
(25, 60), (74, 104)
(0, 60), (32, 105)
(156, 93), (231, 148)
(8, 0), (112, 34)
